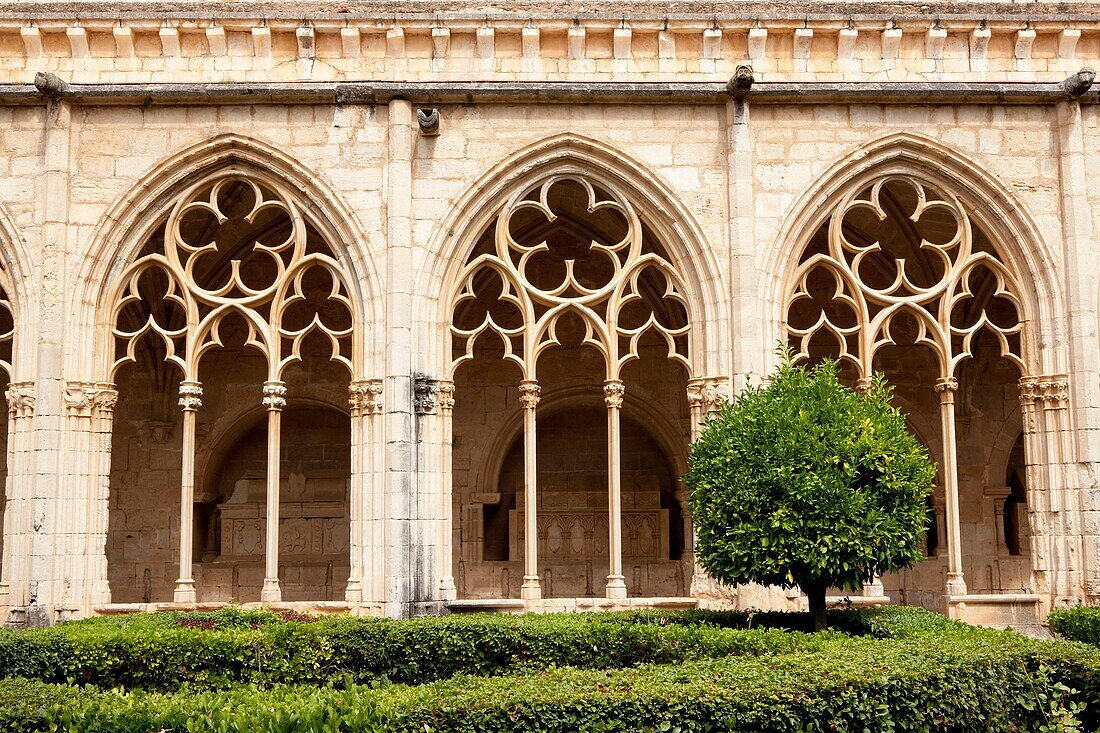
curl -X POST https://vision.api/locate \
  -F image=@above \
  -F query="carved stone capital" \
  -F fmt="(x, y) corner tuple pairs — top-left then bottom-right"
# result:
(437, 379), (455, 411)
(603, 379), (625, 409)
(64, 381), (118, 417)
(4, 381), (35, 419)
(518, 379), (540, 410)
(147, 420), (176, 444)
(1038, 378), (1070, 407)
(414, 376), (440, 414)
(1018, 377), (1040, 406)
(934, 376), (958, 393)
(178, 380), (202, 411)
(1019, 374), (1070, 409)
(349, 379), (384, 416)
(854, 376), (874, 393)
(686, 377), (729, 413)
(262, 380), (287, 411)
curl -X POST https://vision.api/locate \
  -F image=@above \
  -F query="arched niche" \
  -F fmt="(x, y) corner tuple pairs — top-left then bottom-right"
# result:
(782, 171), (1033, 607)
(193, 403), (350, 603)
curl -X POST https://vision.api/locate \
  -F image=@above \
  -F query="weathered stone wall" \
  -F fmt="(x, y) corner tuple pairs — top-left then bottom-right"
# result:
(0, 0), (1095, 625)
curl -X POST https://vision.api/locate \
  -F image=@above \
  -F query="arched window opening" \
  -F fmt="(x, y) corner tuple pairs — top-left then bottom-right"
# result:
(197, 405), (350, 601)
(0, 284), (14, 586)
(108, 173), (355, 605)
(785, 175), (1028, 606)
(448, 174), (693, 602)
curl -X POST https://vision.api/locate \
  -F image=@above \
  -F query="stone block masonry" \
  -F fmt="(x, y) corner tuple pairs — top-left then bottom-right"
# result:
(0, 1), (1094, 629)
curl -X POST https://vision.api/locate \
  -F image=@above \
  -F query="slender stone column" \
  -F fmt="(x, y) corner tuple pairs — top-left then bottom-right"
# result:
(437, 380), (457, 601)
(260, 379), (286, 603)
(352, 376), (391, 598)
(1056, 99), (1098, 605)
(347, 379), (383, 603)
(685, 377), (730, 599)
(384, 98), (417, 616)
(0, 382), (34, 612)
(852, 378), (886, 599)
(604, 379), (627, 600)
(936, 377), (967, 597)
(173, 380), (201, 603)
(518, 379), (541, 602)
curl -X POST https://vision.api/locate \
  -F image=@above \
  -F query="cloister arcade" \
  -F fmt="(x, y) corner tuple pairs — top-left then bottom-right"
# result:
(0, 126), (1087, 629)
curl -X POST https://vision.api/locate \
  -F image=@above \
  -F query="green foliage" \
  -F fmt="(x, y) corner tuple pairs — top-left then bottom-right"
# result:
(4, 618), (1100, 732)
(4, 606), (1100, 732)
(0, 607), (839, 691)
(1050, 606), (1100, 645)
(687, 358), (936, 598)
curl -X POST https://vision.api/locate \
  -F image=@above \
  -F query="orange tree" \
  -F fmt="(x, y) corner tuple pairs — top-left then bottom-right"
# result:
(686, 356), (935, 631)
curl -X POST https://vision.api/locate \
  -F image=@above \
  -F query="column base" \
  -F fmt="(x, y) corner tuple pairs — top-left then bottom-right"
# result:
(945, 573), (967, 597)
(861, 578), (885, 598)
(520, 576), (542, 601)
(440, 577), (458, 602)
(344, 580), (363, 603)
(173, 579), (197, 604)
(260, 578), (282, 603)
(605, 575), (628, 600)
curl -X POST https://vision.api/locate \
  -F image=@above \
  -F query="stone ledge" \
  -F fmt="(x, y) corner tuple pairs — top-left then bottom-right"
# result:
(91, 601), (385, 616)
(447, 596), (699, 614)
(5, 77), (1097, 106)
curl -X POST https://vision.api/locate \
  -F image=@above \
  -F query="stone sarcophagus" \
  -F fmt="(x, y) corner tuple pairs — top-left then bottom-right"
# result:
(197, 474), (350, 602)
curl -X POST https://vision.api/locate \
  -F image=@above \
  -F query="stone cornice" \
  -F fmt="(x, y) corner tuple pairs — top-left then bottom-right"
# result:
(0, 8), (1095, 88)
(4, 77), (1097, 106)
(1, 2), (1099, 22)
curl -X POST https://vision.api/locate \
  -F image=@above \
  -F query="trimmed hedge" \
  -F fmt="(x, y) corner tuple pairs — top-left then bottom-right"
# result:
(3, 631), (1100, 732)
(3, 606), (1100, 731)
(0, 608), (845, 690)
(1050, 606), (1100, 646)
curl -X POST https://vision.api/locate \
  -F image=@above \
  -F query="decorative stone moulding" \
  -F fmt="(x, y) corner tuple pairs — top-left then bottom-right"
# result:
(0, 17), (1093, 84)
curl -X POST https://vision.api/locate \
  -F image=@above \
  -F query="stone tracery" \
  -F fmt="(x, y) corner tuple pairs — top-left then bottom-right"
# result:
(109, 171), (356, 604)
(784, 173), (1034, 603)
(787, 175), (1025, 381)
(448, 173), (694, 601)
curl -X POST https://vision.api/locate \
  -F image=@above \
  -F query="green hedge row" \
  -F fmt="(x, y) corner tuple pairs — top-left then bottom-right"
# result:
(0, 607), (854, 690)
(1050, 606), (1100, 646)
(3, 630), (1099, 732)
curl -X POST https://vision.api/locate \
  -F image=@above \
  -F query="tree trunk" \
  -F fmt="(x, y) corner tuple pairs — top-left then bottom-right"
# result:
(806, 582), (828, 632)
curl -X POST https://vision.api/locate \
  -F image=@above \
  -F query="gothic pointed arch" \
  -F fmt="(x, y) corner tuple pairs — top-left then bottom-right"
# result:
(80, 134), (382, 606)
(71, 133), (381, 384)
(767, 132), (1061, 377)
(429, 133), (719, 603)
(773, 132), (1063, 614)
(418, 132), (729, 381)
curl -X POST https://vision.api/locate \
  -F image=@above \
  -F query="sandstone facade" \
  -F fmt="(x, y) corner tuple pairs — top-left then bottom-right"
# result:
(0, 1), (1096, 628)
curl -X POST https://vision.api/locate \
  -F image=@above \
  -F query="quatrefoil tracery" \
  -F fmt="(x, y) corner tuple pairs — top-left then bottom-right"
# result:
(449, 175), (691, 380)
(111, 173), (355, 382)
(787, 175), (1025, 379)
